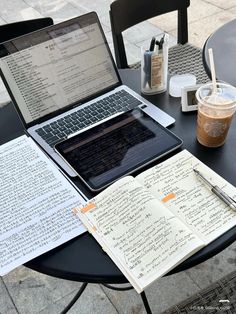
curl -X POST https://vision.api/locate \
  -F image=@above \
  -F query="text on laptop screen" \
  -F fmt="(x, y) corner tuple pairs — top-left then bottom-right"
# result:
(0, 14), (119, 124)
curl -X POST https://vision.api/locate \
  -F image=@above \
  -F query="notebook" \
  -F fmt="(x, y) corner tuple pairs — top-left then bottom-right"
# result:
(0, 12), (174, 177)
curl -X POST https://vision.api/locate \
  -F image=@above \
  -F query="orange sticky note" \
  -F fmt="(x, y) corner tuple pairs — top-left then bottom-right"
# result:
(80, 202), (96, 213)
(162, 192), (176, 203)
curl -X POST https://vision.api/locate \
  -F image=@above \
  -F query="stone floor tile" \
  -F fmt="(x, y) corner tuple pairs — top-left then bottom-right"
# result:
(0, 0), (27, 14)
(149, 0), (221, 34)
(0, 0), (42, 22)
(101, 284), (146, 314)
(39, 283), (117, 314)
(0, 16), (6, 25)
(0, 278), (18, 314)
(68, 0), (112, 28)
(3, 266), (118, 313)
(99, 20), (111, 34)
(106, 31), (142, 66)
(230, 5), (236, 13)
(187, 0), (222, 23)
(123, 21), (163, 44)
(101, 272), (200, 314)
(3, 266), (83, 313)
(205, 0), (236, 10)
(149, 11), (178, 34)
(187, 10), (236, 48)
(145, 272), (200, 313)
(186, 241), (236, 289)
(122, 41), (141, 66)
(68, 0), (113, 17)
(24, 0), (46, 6)
(27, 0), (87, 24)
(96, 10), (111, 29)
(17, 7), (43, 20)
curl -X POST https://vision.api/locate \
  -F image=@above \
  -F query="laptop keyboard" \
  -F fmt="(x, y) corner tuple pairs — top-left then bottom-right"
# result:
(35, 89), (142, 147)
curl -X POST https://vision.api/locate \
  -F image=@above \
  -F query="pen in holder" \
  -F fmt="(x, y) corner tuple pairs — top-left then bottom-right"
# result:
(141, 33), (169, 95)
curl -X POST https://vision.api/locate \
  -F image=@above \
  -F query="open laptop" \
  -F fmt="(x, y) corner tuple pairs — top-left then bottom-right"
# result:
(0, 12), (174, 177)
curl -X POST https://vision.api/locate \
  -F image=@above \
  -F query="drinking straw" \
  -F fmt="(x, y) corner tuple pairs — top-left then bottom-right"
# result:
(208, 48), (217, 94)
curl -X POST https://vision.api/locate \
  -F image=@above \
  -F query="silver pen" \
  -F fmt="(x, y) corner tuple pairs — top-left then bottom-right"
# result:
(193, 168), (236, 211)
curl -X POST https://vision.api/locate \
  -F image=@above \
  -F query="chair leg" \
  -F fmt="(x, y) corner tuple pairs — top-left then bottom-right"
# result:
(140, 291), (152, 314)
(60, 282), (88, 314)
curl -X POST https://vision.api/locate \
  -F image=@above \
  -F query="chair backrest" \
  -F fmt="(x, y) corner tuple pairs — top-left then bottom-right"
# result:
(110, 0), (190, 68)
(0, 17), (53, 43)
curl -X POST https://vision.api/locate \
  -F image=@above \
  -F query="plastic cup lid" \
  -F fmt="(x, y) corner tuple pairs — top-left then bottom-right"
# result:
(169, 74), (196, 97)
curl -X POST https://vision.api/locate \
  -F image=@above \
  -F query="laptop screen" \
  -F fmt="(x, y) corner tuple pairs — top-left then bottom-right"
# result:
(0, 12), (120, 125)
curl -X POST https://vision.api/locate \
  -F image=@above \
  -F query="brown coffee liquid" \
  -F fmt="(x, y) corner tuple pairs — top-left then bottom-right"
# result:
(197, 108), (233, 147)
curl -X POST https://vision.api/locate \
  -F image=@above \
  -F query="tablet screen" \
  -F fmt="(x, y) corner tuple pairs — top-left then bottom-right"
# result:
(55, 108), (182, 190)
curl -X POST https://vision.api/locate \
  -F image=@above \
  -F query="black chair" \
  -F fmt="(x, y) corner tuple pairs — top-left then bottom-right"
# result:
(0, 17), (53, 42)
(110, 0), (209, 83)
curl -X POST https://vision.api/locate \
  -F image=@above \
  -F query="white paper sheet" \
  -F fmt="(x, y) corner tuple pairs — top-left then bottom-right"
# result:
(0, 135), (87, 275)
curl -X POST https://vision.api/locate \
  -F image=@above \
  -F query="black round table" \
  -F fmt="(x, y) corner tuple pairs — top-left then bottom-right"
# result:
(203, 19), (236, 86)
(1, 70), (236, 310)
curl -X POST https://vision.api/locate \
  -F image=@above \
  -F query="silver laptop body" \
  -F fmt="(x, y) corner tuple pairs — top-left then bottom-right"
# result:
(0, 12), (174, 176)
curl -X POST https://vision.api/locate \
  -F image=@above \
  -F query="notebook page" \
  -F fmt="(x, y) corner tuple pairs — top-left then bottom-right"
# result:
(77, 176), (204, 293)
(136, 150), (236, 244)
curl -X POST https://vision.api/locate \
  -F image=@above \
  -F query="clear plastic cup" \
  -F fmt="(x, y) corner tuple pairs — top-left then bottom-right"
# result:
(196, 82), (236, 147)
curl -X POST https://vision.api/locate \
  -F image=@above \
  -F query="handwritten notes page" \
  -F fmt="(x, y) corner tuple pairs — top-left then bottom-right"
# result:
(77, 176), (204, 293)
(0, 135), (87, 275)
(136, 150), (236, 244)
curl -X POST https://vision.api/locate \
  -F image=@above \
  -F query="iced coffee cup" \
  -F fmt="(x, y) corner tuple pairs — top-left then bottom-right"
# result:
(196, 82), (236, 147)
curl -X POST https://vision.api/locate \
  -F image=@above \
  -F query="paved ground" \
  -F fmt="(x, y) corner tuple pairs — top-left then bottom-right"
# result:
(0, 0), (236, 313)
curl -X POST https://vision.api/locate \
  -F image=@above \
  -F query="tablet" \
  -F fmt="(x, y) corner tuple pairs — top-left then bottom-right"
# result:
(55, 108), (182, 191)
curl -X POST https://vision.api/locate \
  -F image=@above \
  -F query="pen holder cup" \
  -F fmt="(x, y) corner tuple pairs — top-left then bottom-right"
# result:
(141, 33), (169, 95)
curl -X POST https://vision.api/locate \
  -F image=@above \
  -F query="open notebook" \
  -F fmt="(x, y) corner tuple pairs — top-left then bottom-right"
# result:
(76, 150), (236, 293)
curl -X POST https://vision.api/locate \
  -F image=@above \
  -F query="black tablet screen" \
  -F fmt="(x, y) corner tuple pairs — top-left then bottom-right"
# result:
(55, 108), (182, 190)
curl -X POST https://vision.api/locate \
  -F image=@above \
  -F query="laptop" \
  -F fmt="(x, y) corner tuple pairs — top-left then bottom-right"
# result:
(0, 12), (174, 177)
